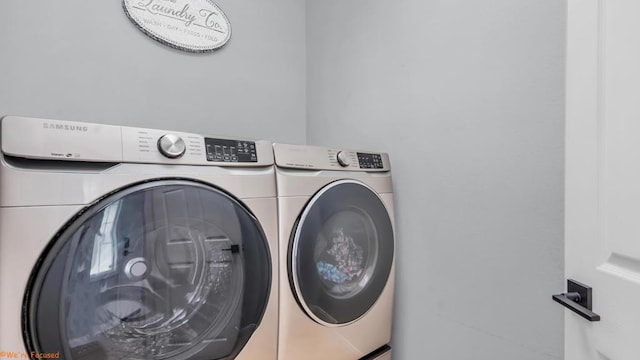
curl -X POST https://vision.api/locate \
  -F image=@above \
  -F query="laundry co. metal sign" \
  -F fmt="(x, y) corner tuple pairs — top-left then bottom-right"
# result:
(123, 0), (231, 53)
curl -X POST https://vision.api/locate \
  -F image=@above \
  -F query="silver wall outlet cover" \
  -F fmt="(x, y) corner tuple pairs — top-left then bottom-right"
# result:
(123, 0), (231, 53)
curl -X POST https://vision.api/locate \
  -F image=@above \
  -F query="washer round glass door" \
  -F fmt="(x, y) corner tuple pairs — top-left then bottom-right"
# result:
(23, 180), (271, 360)
(290, 180), (394, 326)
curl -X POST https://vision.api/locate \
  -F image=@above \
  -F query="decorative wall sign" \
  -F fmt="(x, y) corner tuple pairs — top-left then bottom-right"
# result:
(123, 0), (231, 53)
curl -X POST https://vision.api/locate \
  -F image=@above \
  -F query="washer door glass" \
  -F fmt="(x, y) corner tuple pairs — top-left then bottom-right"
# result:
(23, 180), (271, 360)
(290, 180), (394, 325)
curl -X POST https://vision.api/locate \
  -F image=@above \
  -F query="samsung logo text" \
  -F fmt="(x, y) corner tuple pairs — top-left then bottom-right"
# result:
(42, 123), (89, 132)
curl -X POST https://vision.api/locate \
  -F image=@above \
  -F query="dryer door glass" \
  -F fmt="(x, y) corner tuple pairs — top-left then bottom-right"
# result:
(23, 180), (271, 360)
(290, 180), (394, 325)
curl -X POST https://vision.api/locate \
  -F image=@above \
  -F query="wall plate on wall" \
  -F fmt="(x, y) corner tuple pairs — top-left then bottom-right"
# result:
(123, 0), (231, 53)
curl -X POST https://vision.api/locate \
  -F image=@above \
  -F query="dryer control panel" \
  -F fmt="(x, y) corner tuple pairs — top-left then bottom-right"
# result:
(0, 116), (273, 166)
(273, 143), (390, 172)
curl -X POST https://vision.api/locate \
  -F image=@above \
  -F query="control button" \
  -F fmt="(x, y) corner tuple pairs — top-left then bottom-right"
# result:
(157, 134), (186, 159)
(336, 151), (350, 167)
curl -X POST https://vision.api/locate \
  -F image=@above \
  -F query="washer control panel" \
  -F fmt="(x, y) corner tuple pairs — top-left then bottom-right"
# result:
(0, 116), (273, 166)
(205, 138), (257, 163)
(357, 152), (384, 169)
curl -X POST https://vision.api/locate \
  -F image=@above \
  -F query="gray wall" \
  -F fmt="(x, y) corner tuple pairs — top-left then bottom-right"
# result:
(0, 0), (306, 143)
(306, 1), (565, 359)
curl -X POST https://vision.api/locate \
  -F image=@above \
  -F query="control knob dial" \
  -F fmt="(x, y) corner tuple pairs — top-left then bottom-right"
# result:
(336, 151), (350, 167)
(157, 134), (186, 159)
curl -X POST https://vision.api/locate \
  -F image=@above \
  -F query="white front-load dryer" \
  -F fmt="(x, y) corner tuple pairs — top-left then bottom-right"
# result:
(274, 143), (396, 360)
(0, 116), (278, 360)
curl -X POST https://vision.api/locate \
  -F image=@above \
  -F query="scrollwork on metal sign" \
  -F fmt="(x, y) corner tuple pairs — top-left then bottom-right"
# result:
(123, 0), (231, 53)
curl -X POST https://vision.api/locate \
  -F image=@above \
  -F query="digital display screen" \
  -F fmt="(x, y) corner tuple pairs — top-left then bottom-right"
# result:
(357, 152), (383, 169)
(205, 138), (257, 163)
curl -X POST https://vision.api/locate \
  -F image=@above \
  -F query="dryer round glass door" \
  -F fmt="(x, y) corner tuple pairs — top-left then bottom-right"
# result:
(290, 180), (394, 326)
(23, 180), (271, 360)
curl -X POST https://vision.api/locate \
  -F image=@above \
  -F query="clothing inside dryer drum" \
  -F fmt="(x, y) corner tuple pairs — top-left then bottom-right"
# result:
(314, 209), (379, 298)
(26, 182), (271, 360)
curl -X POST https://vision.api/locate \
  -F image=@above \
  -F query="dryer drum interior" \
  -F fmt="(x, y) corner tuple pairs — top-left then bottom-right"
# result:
(289, 180), (394, 326)
(22, 180), (271, 360)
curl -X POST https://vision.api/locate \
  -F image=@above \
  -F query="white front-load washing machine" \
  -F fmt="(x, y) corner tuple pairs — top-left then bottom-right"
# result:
(0, 116), (278, 360)
(274, 143), (395, 360)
